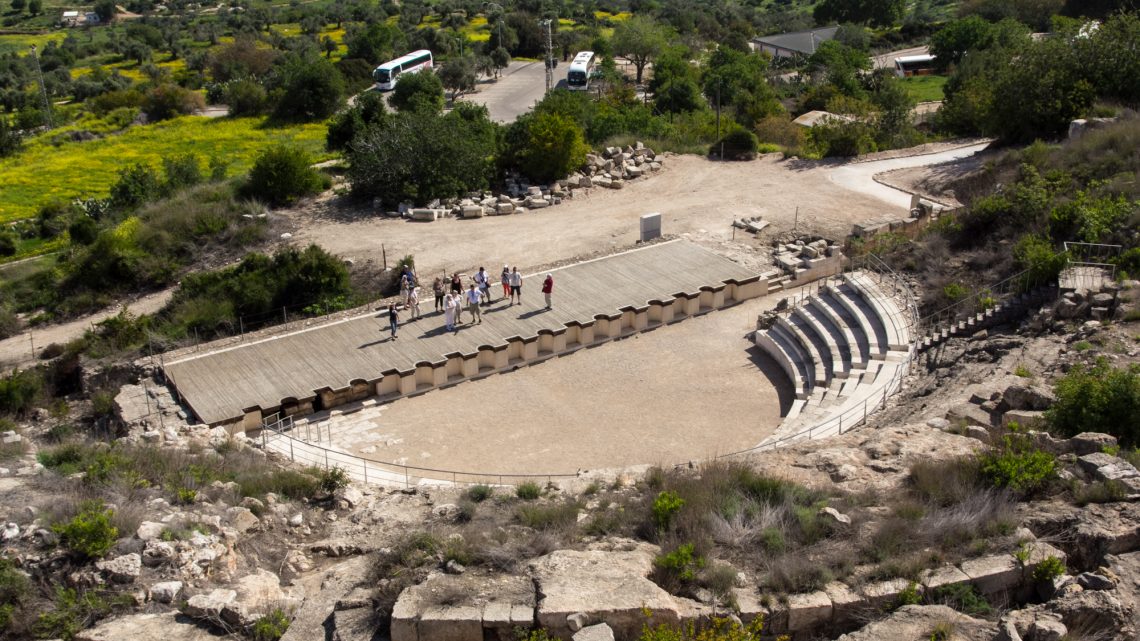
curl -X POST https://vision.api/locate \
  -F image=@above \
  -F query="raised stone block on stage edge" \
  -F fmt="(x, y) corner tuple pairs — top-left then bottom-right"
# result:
(410, 209), (437, 222)
(461, 206), (484, 219)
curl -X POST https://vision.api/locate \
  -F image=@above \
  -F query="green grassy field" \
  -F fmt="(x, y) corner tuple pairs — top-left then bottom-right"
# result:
(0, 116), (331, 223)
(901, 74), (948, 103)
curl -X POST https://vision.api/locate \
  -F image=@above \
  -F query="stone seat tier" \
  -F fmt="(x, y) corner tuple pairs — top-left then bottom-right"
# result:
(793, 303), (850, 379)
(776, 315), (831, 389)
(812, 290), (872, 368)
(846, 272), (912, 351)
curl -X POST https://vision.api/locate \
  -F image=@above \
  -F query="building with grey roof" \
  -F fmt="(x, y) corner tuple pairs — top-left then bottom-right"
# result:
(753, 26), (840, 58)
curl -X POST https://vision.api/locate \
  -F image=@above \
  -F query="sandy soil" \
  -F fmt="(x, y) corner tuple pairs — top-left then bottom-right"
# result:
(320, 293), (794, 475)
(281, 142), (992, 281)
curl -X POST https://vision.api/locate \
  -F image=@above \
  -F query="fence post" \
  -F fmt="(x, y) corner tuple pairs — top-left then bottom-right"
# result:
(289, 438), (294, 461)
(283, 307), (287, 324)
(404, 466), (409, 488)
(363, 460), (367, 484)
(325, 449), (329, 470)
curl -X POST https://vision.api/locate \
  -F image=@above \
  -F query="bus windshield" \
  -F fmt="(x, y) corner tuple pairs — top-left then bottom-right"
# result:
(375, 69), (392, 83)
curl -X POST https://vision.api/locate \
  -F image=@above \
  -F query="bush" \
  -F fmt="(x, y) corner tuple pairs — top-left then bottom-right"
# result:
(241, 145), (329, 207)
(654, 542), (705, 586)
(53, 500), (119, 560)
(270, 53), (346, 122)
(389, 71), (444, 113)
(1013, 234), (1068, 285)
(0, 231), (15, 257)
(224, 79), (269, 117)
(466, 484), (493, 502)
(638, 616), (766, 641)
(252, 608), (290, 641)
(0, 558), (29, 632)
(0, 368), (43, 416)
(319, 466), (350, 494)
(516, 481), (541, 500)
(141, 84), (205, 121)
(109, 163), (161, 211)
(979, 435), (1056, 495)
(808, 118), (877, 157)
(33, 586), (126, 640)
(710, 129), (759, 160)
(929, 582), (992, 617)
(1048, 360), (1140, 446)
(1031, 555), (1066, 582)
(516, 501), (580, 530)
(506, 111), (590, 183)
(652, 490), (685, 530)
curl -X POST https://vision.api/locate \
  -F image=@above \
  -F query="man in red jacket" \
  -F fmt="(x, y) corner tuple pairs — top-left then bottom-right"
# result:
(541, 274), (553, 310)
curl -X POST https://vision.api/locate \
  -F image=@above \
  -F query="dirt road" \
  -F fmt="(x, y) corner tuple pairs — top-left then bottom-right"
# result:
(827, 141), (992, 210)
(285, 142), (990, 278)
(0, 289), (173, 371)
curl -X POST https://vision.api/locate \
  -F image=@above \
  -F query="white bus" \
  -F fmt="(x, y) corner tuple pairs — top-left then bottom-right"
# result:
(373, 50), (434, 91)
(567, 51), (596, 90)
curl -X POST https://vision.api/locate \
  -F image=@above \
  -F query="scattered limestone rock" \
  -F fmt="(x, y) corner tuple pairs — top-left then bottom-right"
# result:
(573, 623), (615, 641)
(817, 506), (851, 526)
(335, 486), (364, 509)
(836, 605), (996, 641)
(96, 553), (141, 584)
(74, 612), (219, 641)
(225, 506), (260, 534)
(136, 521), (165, 541)
(149, 581), (183, 604)
(183, 588), (237, 620)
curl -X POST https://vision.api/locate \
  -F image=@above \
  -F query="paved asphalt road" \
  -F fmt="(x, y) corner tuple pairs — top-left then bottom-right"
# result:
(828, 141), (992, 210)
(466, 60), (567, 123)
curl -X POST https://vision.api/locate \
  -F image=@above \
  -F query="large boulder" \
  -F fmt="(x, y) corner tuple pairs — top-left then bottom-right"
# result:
(75, 612), (220, 641)
(1003, 383), (1056, 411)
(836, 605), (996, 641)
(529, 540), (707, 640)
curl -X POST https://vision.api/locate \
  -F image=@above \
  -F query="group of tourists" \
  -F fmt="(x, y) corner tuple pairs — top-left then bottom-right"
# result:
(385, 264), (554, 339)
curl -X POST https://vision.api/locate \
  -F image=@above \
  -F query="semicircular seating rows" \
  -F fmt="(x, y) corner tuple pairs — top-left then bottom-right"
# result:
(753, 270), (915, 448)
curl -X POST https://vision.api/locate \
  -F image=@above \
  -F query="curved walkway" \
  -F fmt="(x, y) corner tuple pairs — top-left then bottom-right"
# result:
(828, 141), (992, 210)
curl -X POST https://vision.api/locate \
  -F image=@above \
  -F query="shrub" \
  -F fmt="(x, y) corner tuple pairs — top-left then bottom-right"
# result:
(652, 490), (685, 530)
(33, 586), (129, 640)
(808, 118), (877, 157)
(466, 484), (493, 502)
(389, 71), (444, 113)
(319, 466), (350, 494)
(654, 542), (704, 585)
(928, 582), (992, 616)
(516, 501), (580, 530)
(109, 163), (161, 211)
(1013, 234), (1068, 286)
(1014, 365), (1033, 378)
(0, 368), (43, 416)
(0, 558), (30, 630)
(507, 111), (590, 182)
(252, 608), (290, 641)
(242, 145), (329, 207)
(270, 53), (346, 122)
(53, 501), (119, 560)
(142, 84), (205, 121)
(516, 481), (542, 500)
(979, 435), (1056, 495)
(224, 79), (269, 117)
(638, 615), (766, 641)
(897, 581), (922, 607)
(942, 282), (968, 302)
(1031, 555), (1066, 583)
(710, 129), (759, 160)
(1047, 360), (1140, 446)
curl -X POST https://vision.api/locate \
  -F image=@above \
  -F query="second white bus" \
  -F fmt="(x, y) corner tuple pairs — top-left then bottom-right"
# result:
(567, 51), (596, 90)
(373, 50), (434, 91)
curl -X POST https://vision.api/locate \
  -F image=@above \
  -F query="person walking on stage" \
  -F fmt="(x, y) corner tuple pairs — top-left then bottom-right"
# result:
(409, 286), (422, 320)
(509, 266), (523, 306)
(501, 265), (511, 300)
(450, 273), (464, 323)
(432, 277), (445, 312)
(386, 303), (400, 339)
(474, 266), (491, 306)
(465, 284), (483, 324)
(444, 292), (457, 331)
(541, 273), (554, 309)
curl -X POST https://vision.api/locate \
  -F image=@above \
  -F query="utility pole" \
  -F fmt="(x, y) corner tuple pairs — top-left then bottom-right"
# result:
(30, 45), (53, 130)
(540, 18), (553, 93)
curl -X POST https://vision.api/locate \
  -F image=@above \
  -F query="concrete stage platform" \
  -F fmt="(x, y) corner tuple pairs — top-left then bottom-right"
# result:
(164, 240), (764, 428)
